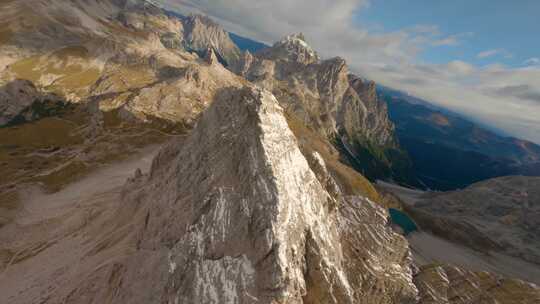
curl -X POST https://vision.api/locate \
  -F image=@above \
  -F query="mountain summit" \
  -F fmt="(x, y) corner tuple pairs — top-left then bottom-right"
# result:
(88, 86), (418, 303)
(233, 34), (414, 184)
(257, 33), (319, 65)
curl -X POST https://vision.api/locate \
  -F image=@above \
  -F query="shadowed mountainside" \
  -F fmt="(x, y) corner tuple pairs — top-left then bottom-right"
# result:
(380, 87), (540, 190)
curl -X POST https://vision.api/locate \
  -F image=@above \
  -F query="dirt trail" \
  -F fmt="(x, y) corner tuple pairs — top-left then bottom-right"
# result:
(0, 145), (161, 304)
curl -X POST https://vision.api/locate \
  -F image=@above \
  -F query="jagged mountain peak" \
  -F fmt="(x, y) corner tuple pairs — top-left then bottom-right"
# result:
(280, 32), (307, 44)
(182, 14), (241, 66)
(258, 32), (319, 65)
(114, 85), (418, 303)
(184, 13), (221, 28)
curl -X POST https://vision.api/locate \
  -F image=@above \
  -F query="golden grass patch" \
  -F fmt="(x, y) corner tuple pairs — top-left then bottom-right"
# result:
(0, 117), (83, 148)
(101, 65), (156, 93)
(51, 68), (101, 95)
(9, 46), (101, 97)
(0, 116), (85, 188)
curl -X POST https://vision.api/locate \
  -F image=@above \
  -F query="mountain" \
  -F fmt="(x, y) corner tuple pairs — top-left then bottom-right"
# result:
(380, 87), (540, 190)
(113, 86), (418, 303)
(181, 14), (242, 66)
(0, 0), (414, 185)
(0, 0), (249, 220)
(232, 33), (419, 186)
(164, 10), (267, 64)
(1, 1), (539, 303)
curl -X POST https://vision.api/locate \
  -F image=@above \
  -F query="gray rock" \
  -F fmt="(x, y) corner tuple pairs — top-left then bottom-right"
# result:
(233, 34), (397, 148)
(182, 15), (241, 67)
(114, 86), (417, 303)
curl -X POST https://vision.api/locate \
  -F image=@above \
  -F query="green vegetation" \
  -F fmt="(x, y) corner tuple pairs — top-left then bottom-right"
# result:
(50, 68), (101, 96)
(0, 104), (183, 195)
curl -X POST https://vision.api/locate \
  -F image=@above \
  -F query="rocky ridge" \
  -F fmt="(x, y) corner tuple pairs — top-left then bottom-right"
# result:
(0, 0), (243, 119)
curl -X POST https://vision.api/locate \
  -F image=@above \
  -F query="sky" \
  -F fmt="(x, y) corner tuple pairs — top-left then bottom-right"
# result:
(162, 0), (540, 144)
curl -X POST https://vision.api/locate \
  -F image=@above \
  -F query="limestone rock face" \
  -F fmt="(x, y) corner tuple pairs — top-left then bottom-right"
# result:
(203, 47), (219, 65)
(233, 34), (397, 148)
(257, 33), (320, 65)
(182, 14), (241, 66)
(115, 86), (417, 303)
(340, 76), (396, 146)
(115, 62), (244, 124)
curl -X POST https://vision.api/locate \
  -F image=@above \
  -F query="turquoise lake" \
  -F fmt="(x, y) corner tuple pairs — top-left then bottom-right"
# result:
(389, 208), (418, 234)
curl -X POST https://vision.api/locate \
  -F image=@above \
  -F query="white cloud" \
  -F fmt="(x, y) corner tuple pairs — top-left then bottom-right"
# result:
(161, 0), (540, 144)
(477, 49), (513, 59)
(432, 32), (473, 47)
(478, 49), (499, 58)
(447, 60), (475, 75)
(524, 57), (540, 65)
(161, 0), (441, 65)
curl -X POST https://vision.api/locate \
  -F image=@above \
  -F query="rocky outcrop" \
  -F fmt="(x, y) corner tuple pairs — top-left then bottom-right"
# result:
(257, 33), (319, 65)
(116, 62), (244, 124)
(182, 14), (241, 66)
(340, 76), (396, 146)
(113, 86), (417, 303)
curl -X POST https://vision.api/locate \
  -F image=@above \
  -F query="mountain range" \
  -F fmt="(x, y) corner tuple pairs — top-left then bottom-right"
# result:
(0, 1), (539, 303)
(380, 86), (540, 190)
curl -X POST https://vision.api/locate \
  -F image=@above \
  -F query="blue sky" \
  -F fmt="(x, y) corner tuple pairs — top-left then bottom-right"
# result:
(357, 0), (540, 67)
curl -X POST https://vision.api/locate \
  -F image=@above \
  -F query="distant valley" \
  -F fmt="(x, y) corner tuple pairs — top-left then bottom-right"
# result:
(379, 86), (540, 190)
